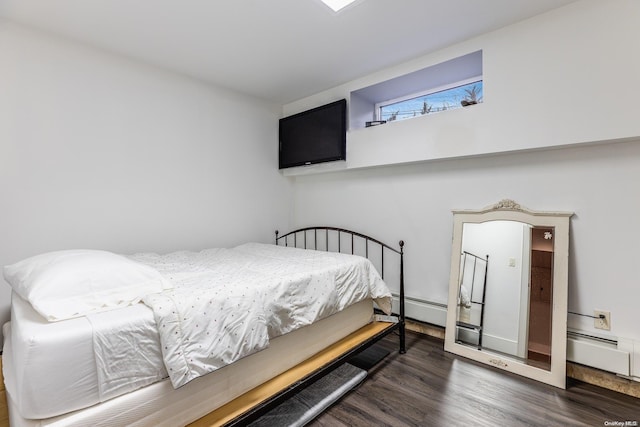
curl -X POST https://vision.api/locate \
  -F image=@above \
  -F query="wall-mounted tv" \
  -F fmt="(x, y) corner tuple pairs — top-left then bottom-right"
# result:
(279, 99), (346, 169)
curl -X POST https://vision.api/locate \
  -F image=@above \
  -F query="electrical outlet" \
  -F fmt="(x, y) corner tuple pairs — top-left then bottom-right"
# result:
(594, 310), (611, 330)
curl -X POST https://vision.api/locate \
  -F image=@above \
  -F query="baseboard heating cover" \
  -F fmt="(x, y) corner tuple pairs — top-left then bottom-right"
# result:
(567, 330), (629, 376)
(391, 295), (447, 327)
(390, 297), (638, 379)
(617, 337), (640, 380)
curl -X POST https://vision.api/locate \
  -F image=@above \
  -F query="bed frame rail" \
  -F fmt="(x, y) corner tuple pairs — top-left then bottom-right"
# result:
(275, 226), (406, 354)
(195, 227), (407, 426)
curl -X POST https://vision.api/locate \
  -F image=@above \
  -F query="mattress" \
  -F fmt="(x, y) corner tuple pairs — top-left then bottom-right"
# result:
(4, 292), (164, 419)
(4, 299), (374, 427)
(3, 243), (391, 422)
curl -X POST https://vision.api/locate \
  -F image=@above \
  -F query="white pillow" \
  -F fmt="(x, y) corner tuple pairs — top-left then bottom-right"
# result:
(3, 249), (173, 321)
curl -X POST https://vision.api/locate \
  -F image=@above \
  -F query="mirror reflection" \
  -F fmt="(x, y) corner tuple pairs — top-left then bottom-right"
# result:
(455, 221), (554, 370)
(444, 199), (572, 389)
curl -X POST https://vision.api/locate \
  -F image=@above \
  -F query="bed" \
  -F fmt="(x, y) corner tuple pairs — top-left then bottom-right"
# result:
(1, 227), (405, 426)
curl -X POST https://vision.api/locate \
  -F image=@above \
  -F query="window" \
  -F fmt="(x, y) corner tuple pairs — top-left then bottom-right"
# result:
(377, 78), (483, 122)
(348, 50), (483, 130)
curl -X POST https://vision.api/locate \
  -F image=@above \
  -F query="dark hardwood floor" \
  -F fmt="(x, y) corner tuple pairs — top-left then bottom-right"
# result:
(309, 331), (640, 427)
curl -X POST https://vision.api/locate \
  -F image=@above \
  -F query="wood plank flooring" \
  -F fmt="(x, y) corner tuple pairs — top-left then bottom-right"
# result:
(190, 322), (395, 426)
(310, 331), (640, 427)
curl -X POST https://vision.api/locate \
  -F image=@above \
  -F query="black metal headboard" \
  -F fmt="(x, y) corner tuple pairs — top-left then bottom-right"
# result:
(275, 226), (405, 354)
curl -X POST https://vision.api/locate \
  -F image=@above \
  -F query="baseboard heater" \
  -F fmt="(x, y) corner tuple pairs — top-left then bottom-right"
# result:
(567, 329), (629, 376)
(391, 294), (447, 327)
(390, 297), (638, 379)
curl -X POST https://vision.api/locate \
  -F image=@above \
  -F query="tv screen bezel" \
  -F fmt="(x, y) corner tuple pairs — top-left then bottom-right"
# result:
(278, 99), (347, 169)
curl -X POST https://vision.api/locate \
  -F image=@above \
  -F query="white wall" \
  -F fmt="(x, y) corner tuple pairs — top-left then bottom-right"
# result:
(0, 22), (292, 341)
(288, 1), (640, 342)
(284, 0), (640, 172)
(462, 221), (525, 355)
(292, 139), (640, 341)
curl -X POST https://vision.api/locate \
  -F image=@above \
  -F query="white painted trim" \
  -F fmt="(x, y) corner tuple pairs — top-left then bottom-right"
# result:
(517, 225), (531, 359)
(482, 334), (519, 356)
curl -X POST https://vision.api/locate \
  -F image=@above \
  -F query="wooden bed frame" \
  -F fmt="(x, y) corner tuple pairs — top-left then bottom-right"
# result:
(191, 227), (406, 426)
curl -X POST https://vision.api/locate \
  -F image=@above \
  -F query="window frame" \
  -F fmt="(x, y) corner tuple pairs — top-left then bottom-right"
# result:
(375, 75), (483, 122)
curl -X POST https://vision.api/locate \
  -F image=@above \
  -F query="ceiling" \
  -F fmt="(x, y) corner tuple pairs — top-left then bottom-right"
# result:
(0, 0), (577, 104)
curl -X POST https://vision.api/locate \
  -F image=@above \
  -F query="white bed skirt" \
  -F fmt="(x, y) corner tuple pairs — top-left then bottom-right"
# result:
(5, 299), (374, 427)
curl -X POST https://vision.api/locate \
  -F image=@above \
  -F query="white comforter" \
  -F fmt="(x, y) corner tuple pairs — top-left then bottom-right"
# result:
(132, 243), (392, 388)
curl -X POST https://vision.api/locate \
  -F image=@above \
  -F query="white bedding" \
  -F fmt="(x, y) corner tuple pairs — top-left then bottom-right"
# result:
(4, 242), (392, 420)
(132, 242), (391, 388)
(5, 300), (375, 427)
(5, 292), (164, 419)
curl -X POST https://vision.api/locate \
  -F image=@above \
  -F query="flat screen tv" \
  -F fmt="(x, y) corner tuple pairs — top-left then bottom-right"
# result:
(279, 99), (346, 169)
